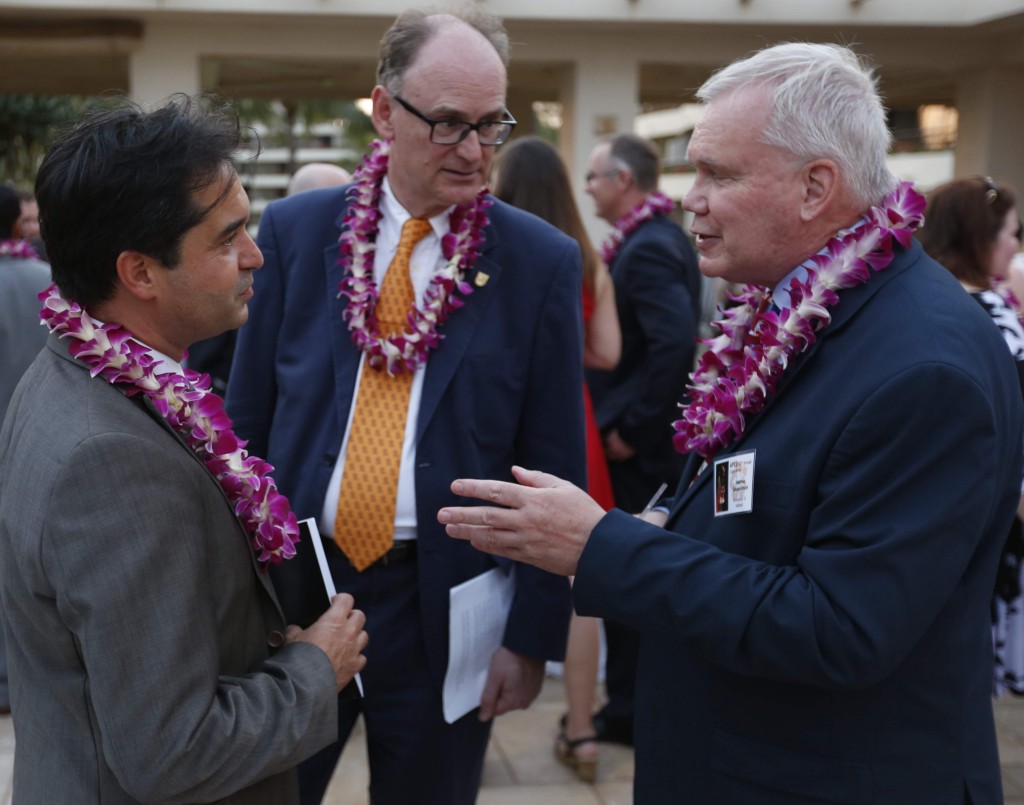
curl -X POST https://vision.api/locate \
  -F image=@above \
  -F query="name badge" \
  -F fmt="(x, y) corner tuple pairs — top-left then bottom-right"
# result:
(713, 450), (755, 516)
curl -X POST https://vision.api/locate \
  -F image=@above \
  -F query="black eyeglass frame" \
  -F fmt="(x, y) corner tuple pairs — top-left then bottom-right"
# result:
(584, 169), (622, 184)
(392, 95), (517, 146)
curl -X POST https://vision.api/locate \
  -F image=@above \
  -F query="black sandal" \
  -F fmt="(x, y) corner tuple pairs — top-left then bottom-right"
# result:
(554, 719), (599, 783)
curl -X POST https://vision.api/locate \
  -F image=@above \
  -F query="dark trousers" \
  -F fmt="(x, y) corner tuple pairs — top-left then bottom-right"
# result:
(597, 457), (669, 739)
(298, 550), (492, 805)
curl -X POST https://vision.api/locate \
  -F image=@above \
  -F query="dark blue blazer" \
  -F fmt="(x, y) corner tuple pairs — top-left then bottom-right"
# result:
(595, 214), (701, 482)
(574, 239), (1023, 804)
(226, 186), (582, 689)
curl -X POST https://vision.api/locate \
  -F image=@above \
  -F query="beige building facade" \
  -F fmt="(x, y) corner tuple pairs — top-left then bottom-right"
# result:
(1, 1), (1023, 230)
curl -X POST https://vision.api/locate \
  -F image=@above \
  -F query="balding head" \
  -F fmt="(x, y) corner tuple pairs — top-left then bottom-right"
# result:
(286, 163), (352, 196)
(376, 1), (509, 96)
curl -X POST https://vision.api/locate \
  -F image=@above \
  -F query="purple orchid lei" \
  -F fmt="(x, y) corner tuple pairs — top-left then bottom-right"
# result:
(338, 138), (492, 375)
(38, 284), (299, 566)
(599, 190), (675, 264)
(672, 180), (927, 461)
(0, 239), (40, 260)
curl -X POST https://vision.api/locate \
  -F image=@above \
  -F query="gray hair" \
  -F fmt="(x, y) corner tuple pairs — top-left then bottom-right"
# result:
(697, 42), (896, 208)
(377, 2), (510, 96)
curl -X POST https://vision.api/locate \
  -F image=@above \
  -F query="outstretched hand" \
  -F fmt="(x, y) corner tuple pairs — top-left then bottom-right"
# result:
(437, 465), (606, 576)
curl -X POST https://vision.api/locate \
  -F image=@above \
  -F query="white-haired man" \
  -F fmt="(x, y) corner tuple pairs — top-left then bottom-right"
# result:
(440, 42), (1021, 803)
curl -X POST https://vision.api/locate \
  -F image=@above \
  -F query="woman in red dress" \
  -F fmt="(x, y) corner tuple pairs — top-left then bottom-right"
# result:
(494, 136), (620, 782)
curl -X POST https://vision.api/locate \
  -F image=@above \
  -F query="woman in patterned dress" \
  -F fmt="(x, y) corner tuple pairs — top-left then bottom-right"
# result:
(919, 176), (1024, 694)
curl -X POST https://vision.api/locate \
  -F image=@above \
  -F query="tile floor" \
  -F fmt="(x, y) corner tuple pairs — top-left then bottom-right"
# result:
(4, 680), (1024, 803)
(322, 676), (635, 805)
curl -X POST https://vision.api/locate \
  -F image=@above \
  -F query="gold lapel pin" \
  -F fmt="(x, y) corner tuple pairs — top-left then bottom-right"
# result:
(474, 271), (490, 288)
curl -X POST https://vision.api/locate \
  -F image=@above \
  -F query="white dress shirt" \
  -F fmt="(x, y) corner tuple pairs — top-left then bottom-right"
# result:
(320, 178), (453, 541)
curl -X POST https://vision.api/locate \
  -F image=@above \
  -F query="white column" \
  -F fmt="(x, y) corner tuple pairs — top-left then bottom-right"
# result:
(954, 66), (1024, 196)
(129, 21), (201, 105)
(559, 47), (640, 244)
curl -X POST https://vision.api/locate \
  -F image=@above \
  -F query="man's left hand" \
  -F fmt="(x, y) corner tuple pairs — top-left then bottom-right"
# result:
(438, 465), (606, 576)
(478, 647), (545, 721)
(603, 429), (636, 462)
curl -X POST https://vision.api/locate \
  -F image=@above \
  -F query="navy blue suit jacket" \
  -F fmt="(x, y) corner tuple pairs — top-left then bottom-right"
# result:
(595, 214), (701, 482)
(574, 239), (1023, 803)
(227, 186), (582, 689)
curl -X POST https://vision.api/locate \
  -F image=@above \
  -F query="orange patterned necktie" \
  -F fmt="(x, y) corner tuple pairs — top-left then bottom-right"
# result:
(333, 217), (433, 570)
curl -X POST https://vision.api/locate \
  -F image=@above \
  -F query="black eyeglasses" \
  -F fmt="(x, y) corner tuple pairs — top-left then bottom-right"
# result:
(584, 169), (620, 184)
(392, 95), (516, 146)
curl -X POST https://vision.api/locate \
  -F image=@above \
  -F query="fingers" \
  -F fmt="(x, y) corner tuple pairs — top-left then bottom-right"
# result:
(449, 477), (520, 508)
(327, 592), (356, 618)
(510, 465), (549, 487)
(438, 504), (511, 530)
(442, 521), (520, 562)
(638, 509), (669, 528)
(449, 468), (561, 503)
(479, 667), (502, 721)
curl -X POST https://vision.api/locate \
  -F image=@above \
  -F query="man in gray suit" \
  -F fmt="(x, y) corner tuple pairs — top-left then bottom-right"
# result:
(0, 98), (369, 803)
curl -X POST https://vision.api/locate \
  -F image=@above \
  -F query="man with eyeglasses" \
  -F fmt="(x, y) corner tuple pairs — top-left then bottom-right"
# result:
(226, 3), (583, 804)
(583, 132), (701, 746)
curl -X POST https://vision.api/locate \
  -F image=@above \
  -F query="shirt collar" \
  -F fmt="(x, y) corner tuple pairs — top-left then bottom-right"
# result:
(90, 315), (184, 375)
(381, 176), (452, 239)
(771, 216), (869, 310)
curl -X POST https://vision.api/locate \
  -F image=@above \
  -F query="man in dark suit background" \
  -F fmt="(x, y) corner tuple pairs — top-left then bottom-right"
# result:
(441, 42), (1023, 803)
(584, 132), (701, 744)
(225, 4), (582, 803)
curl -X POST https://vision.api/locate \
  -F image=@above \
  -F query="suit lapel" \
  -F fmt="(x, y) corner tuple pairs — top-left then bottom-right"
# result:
(665, 453), (706, 521)
(136, 396), (283, 606)
(666, 242), (918, 523)
(729, 243), (913, 448)
(416, 202), (503, 442)
(326, 195), (504, 442)
(324, 214), (362, 435)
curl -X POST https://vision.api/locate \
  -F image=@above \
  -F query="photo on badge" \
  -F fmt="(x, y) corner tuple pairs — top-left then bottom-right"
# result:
(712, 451), (755, 517)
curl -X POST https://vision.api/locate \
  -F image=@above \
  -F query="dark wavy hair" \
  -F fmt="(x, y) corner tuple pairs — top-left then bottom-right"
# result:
(917, 177), (1018, 289)
(493, 136), (601, 293)
(35, 94), (241, 307)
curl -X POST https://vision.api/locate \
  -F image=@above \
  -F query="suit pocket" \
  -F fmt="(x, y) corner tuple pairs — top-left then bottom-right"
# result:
(465, 349), (524, 453)
(711, 729), (871, 804)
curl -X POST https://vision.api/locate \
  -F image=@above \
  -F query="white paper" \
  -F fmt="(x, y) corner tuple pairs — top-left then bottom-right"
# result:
(300, 518), (363, 696)
(442, 566), (516, 724)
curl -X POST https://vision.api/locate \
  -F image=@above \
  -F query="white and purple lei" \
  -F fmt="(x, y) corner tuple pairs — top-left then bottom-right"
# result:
(39, 285), (299, 566)
(672, 181), (926, 460)
(337, 138), (491, 375)
(599, 190), (675, 265)
(0, 239), (40, 260)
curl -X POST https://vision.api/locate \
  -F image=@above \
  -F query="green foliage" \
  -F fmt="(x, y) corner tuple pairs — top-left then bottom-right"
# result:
(0, 95), (85, 187)
(226, 96), (375, 171)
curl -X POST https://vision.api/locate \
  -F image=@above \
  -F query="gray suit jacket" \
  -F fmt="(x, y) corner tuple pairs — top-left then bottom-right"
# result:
(0, 256), (50, 425)
(0, 334), (339, 804)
